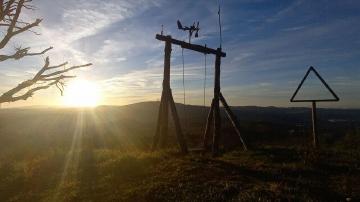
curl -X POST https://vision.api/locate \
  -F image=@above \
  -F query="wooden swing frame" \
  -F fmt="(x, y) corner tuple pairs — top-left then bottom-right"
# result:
(152, 34), (247, 155)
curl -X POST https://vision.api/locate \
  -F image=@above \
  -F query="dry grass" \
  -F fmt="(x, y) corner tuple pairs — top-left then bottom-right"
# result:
(1, 145), (359, 201)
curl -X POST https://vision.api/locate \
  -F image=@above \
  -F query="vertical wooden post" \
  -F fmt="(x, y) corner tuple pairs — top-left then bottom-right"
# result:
(159, 39), (172, 148)
(311, 101), (318, 148)
(219, 93), (248, 151)
(152, 98), (163, 150)
(212, 49), (222, 156)
(153, 35), (188, 154)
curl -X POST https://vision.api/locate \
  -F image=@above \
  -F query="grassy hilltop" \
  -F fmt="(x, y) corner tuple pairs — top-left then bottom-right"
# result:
(0, 103), (359, 201)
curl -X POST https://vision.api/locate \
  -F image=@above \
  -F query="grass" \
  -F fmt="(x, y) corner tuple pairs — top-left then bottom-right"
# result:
(0, 145), (359, 202)
(0, 107), (359, 201)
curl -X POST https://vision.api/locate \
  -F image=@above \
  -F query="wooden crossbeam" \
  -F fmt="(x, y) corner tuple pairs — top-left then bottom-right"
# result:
(156, 34), (226, 57)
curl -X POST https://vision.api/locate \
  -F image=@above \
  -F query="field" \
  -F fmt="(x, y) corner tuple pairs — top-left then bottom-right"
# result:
(0, 102), (359, 201)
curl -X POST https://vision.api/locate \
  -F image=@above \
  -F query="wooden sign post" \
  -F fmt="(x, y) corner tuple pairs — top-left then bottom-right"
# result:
(290, 66), (340, 148)
(152, 34), (247, 155)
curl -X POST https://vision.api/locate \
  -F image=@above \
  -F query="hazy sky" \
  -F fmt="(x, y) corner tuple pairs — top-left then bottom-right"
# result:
(0, 0), (359, 108)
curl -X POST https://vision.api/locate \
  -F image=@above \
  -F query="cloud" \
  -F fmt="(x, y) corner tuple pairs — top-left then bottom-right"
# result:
(232, 53), (254, 62)
(259, 82), (272, 87)
(34, 0), (163, 65)
(265, 0), (304, 23)
(97, 59), (213, 104)
(0, 0), (359, 108)
(281, 26), (307, 32)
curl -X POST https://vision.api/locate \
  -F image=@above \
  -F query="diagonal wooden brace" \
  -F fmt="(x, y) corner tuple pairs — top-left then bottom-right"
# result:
(220, 92), (248, 151)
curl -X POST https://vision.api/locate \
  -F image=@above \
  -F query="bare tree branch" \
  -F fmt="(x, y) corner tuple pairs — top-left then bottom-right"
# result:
(0, 57), (92, 103)
(0, 0), (41, 49)
(0, 0), (93, 104)
(0, 46), (52, 61)
(0, 23), (41, 35)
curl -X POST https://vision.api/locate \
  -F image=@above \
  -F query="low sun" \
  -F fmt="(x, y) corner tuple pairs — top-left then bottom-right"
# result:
(62, 79), (101, 107)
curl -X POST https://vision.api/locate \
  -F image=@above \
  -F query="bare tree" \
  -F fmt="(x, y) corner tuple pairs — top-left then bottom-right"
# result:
(0, 0), (92, 103)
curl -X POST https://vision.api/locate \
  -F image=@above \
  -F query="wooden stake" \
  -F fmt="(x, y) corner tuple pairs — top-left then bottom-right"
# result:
(220, 93), (248, 151)
(311, 101), (318, 148)
(212, 49), (222, 156)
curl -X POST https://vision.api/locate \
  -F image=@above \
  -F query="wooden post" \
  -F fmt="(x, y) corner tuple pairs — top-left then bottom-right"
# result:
(168, 90), (188, 154)
(212, 49), (222, 156)
(311, 101), (318, 148)
(153, 35), (188, 154)
(203, 99), (214, 150)
(159, 40), (171, 148)
(220, 93), (248, 151)
(152, 98), (164, 150)
(160, 93), (169, 148)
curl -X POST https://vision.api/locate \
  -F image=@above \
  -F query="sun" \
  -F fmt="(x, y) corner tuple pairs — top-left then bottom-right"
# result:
(62, 79), (101, 107)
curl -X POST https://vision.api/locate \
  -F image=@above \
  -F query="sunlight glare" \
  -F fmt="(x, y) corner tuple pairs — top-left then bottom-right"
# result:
(62, 79), (101, 107)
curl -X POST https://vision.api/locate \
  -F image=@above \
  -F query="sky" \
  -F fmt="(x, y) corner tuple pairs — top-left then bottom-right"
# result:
(0, 0), (359, 108)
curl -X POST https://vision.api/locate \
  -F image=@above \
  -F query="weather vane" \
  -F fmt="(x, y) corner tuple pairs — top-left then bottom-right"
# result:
(177, 20), (200, 43)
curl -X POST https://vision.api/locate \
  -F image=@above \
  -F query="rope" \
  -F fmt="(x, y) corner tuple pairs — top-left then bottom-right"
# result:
(182, 48), (186, 107)
(203, 52), (207, 125)
(203, 52), (207, 108)
(181, 47), (187, 129)
(218, 0), (223, 48)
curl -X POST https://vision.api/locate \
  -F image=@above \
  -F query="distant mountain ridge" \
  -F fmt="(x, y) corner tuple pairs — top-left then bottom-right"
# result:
(0, 101), (358, 153)
(2, 101), (359, 123)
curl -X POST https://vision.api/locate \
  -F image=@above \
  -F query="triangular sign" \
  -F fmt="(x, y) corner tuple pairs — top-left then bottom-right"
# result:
(290, 66), (340, 102)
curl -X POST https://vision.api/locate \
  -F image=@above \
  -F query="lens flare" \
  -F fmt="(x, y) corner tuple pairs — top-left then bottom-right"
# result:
(62, 79), (101, 107)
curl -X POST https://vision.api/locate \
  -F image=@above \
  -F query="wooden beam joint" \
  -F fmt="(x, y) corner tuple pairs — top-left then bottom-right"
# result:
(156, 34), (226, 57)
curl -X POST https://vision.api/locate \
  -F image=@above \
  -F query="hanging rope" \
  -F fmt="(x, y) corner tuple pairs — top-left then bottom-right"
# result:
(181, 48), (186, 107)
(181, 47), (188, 130)
(203, 51), (207, 108)
(218, 0), (223, 48)
(203, 51), (208, 126)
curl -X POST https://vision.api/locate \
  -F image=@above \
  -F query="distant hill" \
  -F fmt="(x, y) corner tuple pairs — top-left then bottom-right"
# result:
(0, 102), (359, 201)
(0, 102), (358, 154)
